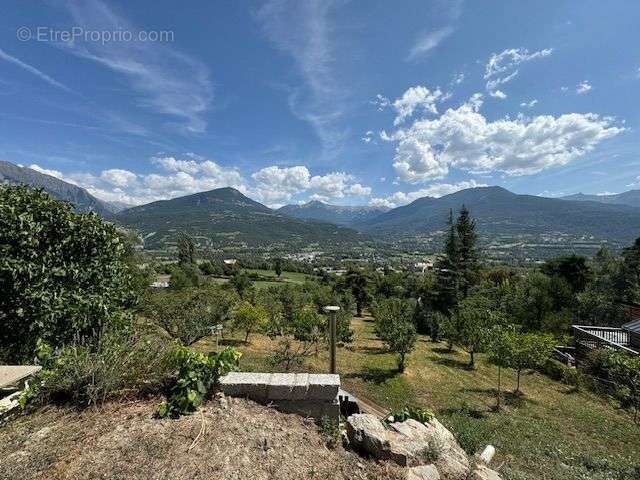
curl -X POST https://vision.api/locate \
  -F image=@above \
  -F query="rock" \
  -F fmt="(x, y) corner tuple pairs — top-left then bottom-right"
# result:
(405, 464), (440, 480)
(476, 445), (495, 465)
(346, 414), (390, 460)
(470, 465), (503, 480)
(347, 414), (469, 478)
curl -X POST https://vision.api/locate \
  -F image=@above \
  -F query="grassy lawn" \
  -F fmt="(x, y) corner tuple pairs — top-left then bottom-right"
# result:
(244, 269), (315, 284)
(195, 315), (640, 480)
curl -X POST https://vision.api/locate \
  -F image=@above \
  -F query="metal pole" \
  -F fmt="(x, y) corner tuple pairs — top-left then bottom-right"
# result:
(330, 311), (336, 374)
(323, 306), (340, 374)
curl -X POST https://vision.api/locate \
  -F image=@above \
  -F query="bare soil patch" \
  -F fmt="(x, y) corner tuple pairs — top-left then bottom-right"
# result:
(0, 397), (403, 480)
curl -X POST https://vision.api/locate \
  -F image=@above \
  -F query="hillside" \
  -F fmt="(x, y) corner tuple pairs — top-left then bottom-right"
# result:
(278, 201), (387, 226)
(0, 161), (115, 216)
(0, 397), (402, 480)
(563, 190), (640, 209)
(115, 187), (369, 250)
(356, 186), (640, 245)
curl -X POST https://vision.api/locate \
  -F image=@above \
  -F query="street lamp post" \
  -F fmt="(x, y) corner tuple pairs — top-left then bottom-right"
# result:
(323, 305), (340, 374)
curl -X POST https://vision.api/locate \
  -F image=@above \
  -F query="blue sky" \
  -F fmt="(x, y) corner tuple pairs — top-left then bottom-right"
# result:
(1, 0), (639, 207)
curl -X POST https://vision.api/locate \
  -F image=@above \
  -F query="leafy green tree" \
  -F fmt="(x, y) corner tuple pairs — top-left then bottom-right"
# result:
(169, 263), (200, 290)
(487, 325), (516, 410)
(230, 270), (252, 298)
(0, 187), (135, 362)
(374, 298), (417, 372)
(542, 254), (593, 293)
(447, 294), (503, 368)
(274, 257), (283, 278)
(508, 332), (555, 393)
(177, 232), (197, 265)
(268, 305), (325, 371)
(618, 237), (640, 303)
(346, 269), (372, 317)
(146, 286), (239, 345)
(233, 301), (269, 343)
(605, 351), (640, 421)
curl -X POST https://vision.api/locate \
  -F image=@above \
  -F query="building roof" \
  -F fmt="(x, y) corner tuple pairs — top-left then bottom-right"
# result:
(622, 318), (640, 334)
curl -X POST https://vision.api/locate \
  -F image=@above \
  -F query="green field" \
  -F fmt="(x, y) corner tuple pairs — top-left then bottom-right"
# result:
(195, 315), (640, 480)
(244, 268), (314, 284)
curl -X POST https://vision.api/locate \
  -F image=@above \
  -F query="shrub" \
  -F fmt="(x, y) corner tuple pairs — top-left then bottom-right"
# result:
(20, 327), (176, 408)
(157, 346), (241, 418)
(0, 186), (136, 363)
(169, 264), (200, 290)
(387, 405), (434, 424)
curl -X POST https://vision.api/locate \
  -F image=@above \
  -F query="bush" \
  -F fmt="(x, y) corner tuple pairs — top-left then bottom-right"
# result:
(157, 346), (241, 418)
(169, 264), (200, 290)
(0, 186), (136, 363)
(20, 327), (176, 408)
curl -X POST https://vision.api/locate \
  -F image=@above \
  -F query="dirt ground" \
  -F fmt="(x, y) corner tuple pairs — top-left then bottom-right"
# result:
(0, 396), (403, 480)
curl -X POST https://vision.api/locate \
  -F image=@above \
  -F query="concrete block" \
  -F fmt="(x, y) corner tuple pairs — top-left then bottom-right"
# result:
(307, 374), (340, 400)
(267, 373), (297, 400)
(219, 372), (270, 402)
(275, 398), (340, 420)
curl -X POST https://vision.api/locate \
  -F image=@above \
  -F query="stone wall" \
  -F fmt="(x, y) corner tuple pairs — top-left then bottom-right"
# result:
(219, 372), (340, 420)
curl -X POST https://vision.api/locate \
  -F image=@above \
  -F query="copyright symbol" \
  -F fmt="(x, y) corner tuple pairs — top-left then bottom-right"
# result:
(17, 27), (31, 41)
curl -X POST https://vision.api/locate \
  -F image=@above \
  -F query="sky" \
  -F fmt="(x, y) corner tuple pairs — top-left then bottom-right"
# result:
(1, 0), (639, 208)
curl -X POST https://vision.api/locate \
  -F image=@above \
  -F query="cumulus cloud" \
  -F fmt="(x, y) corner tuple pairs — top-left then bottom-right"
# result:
(28, 164), (66, 180)
(489, 89), (507, 99)
(576, 80), (592, 94)
(370, 180), (488, 208)
(392, 86), (443, 125)
(251, 165), (371, 205)
(385, 93), (623, 183)
(100, 169), (137, 187)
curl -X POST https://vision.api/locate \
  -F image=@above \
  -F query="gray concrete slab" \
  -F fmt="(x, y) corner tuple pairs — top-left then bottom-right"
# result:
(0, 365), (41, 389)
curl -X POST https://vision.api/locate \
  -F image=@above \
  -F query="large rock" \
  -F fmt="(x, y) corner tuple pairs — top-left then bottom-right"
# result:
(405, 464), (440, 480)
(470, 465), (502, 480)
(346, 415), (470, 479)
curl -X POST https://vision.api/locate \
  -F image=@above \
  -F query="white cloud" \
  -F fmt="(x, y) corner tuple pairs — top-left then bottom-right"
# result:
(484, 47), (552, 96)
(484, 48), (553, 79)
(392, 86), (443, 125)
(489, 89), (507, 99)
(100, 169), (137, 187)
(370, 180), (488, 208)
(62, 0), (212, 133)
(361, 130), (375, 143)
(576, 80), (592, 94)
(386, 93), (623, 183)
(0, 48), (74, 94)
(257, 0), (347, 156)
(28, 164), (66, 180)
(452, 72), (465, 85)
(251, 165), (371, 205)
(520, 99), (538, 108)
(407, 27), (455, 61)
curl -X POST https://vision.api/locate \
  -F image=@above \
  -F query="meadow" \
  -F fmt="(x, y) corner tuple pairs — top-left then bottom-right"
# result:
(195, 314), (640, 480)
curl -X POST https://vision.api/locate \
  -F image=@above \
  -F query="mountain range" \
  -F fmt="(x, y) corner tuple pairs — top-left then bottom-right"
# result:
(562, 190), (640, 209)
(4, 158), (640, 253)
(114, 187), (368, 249)
(0, 161), (124, 216)
(277, 201), (388, 226)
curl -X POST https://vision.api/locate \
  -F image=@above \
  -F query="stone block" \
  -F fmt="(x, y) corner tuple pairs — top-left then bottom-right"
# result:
(307, 374), (340, 400)
(219, 372), (270, 402)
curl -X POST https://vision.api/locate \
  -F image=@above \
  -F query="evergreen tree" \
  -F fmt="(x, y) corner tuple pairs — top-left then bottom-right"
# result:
(455, 205), (479, 296)
(177, 232), (197, 265)
(619, 237), (640, 303)
(434, 210), (460, 314)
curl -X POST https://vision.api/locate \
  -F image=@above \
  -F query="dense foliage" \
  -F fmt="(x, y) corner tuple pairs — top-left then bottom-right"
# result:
(0, 187), (136, 362)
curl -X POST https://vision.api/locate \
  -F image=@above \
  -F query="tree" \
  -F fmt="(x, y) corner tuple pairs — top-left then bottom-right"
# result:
(233, 301), (269, 343)
(169, 264), (200, 290)
(434, 210), (460, 314)
(177, 232), (197, 265)
(346, 269), (371, 317)
(542, 254), (592, 293)
(374, 298), (417, 372)
(230, 270), (252, 298)
(268, 306), (325, 371)
(0, 187), (135, 362)
(145, 286), (239, 345)
(274, 257), (283, 278)
(487, 325), (516, 410)
(618, 237), (640, 303)
(507, 332), (555, 394)
(455, 205), (480, 296)
(448, 294), (503, 368)
(605, 351), (640, 422)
